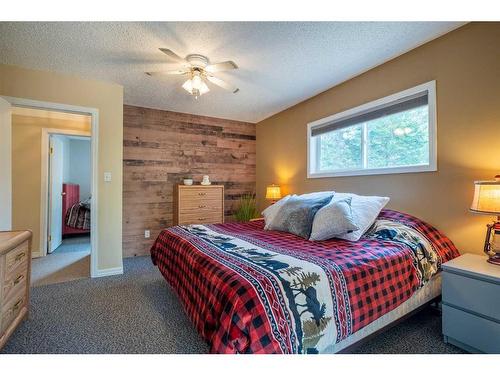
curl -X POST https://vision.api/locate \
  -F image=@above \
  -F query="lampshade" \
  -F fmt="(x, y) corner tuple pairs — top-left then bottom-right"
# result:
(470, 180), (500, 215)
(265, 184), (282, 200)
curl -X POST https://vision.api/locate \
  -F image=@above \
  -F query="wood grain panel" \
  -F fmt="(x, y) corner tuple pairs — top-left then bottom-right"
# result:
(123, 105), (256, 257)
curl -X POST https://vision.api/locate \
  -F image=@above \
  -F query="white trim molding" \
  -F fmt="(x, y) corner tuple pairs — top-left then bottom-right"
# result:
(0, 96), (114, 278)
(93, 266), (123, 278)
(0, 97), (12, 231)
(307, 80), (437, 178)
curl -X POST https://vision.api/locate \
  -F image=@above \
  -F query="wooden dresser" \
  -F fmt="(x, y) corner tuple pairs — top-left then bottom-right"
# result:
(0, 230), (32, 350)
(174, 185), (224, 225)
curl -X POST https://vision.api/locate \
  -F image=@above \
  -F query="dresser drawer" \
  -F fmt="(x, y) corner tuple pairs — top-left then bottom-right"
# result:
(178, 212), (223, 225)
(180, 199), (223, 213)
(3, 261), (28, 303)
(5, 241), (29, 276)
(1, 285), (26, 335)
(179, 188), (222, 201)
(442, 271), (500, 321)
(443, 304), (500, 353)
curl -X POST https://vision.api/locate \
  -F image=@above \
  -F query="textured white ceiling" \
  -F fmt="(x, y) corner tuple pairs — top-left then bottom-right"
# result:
(0, 22), (464, 122)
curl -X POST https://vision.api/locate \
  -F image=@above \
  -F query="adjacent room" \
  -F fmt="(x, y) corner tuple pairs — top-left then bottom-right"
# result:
(0, 18), (499, 362)
(7, 107), (93, 286)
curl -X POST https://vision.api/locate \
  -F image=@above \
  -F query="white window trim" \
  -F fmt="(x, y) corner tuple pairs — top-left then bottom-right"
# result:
(307, 80), (437, 178)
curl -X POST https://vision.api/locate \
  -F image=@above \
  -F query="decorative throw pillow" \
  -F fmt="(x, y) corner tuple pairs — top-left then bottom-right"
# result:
(309, 197), (359, 241)
(334, 193), (390, 242)
(262, 195), (294, 229)
(298, 190), (335, 200)
(267, 194), (334, 239)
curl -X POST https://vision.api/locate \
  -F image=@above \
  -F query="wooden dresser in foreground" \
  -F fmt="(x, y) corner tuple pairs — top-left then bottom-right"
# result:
(0, 230), (32, 350)
(174, 185), (224, 225)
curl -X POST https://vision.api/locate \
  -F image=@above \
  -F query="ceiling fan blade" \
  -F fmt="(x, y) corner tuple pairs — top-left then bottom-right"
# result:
(206, 75), (239, 94)
(146, 69), (189, 77)
(159, 48), (185, 63)
(205, 61), (238, 73)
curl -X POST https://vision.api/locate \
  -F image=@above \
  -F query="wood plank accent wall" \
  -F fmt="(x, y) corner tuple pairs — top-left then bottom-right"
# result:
(123, 105), (256, 257)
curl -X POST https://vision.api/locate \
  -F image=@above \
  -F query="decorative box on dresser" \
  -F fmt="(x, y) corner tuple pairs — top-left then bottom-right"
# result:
(442, 253), (500, 353)
(174, 185), (224, 225)
(0, 230), (32, 350)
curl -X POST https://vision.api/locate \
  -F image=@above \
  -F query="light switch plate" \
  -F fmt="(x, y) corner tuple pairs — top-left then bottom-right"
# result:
(144, 230), (150, 238)
(104, 172), (112, 182)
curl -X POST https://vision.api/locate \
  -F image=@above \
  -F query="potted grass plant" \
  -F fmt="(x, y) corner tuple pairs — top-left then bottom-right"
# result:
(234, 193), (258, 222)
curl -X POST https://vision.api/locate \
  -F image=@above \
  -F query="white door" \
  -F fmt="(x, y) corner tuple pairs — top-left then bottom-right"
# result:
(48, 136), (64, 253)
(0, 98), (12, 231)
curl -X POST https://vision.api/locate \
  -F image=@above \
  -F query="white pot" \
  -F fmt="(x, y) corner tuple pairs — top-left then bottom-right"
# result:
(183, 179), (193, 185)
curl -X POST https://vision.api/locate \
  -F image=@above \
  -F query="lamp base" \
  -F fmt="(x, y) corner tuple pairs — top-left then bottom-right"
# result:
(487, 254), (500, 266)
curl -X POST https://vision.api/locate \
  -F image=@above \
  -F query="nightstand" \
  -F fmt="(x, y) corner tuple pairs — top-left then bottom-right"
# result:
(442, 253), (500, 353)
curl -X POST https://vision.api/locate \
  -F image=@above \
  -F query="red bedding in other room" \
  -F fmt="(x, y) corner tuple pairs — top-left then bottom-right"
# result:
(150, 209), (459, 354)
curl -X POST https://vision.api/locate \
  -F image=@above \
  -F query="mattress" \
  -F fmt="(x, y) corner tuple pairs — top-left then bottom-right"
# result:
(151, 209), (459, 354)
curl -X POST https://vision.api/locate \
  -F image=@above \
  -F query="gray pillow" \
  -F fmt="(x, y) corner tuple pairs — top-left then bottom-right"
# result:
(267, 194), (333, 239)
(309, 197), (359, 241)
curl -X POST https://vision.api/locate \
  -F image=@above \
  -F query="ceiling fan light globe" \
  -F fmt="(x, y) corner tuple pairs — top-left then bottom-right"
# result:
(199, 81), (210, 95)
(191, 74), (203, 90)
(182, 78), (193, 93)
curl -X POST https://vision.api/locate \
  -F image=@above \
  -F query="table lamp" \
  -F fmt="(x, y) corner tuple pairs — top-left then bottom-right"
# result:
(470, 175), (500, 265)
(265, 184), (282, 204)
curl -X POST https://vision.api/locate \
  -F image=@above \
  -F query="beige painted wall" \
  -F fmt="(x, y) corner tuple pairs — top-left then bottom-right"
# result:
(0, 64), (124, 272)
(11, 114), (91, 255)
(256, 22), (500, 255)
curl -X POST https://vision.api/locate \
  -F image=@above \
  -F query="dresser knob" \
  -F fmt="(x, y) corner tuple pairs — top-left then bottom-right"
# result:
(198, 205), (206, 208)
(12, 299), (23, 311)
(13, 274), (24, 285)
(198, 192), (206, 196)
(15, 252), (26, 262)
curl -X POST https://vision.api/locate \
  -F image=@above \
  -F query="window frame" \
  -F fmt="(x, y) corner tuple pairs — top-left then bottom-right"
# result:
(307, 80), (437, 178)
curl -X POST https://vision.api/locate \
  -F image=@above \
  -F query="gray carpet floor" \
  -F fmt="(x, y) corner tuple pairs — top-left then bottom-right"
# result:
(52, 235), (91, 254)
(2, 256), (466, 354)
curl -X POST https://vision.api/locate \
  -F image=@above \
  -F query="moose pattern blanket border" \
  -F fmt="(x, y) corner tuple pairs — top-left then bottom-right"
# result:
(150, 209), (459, 354)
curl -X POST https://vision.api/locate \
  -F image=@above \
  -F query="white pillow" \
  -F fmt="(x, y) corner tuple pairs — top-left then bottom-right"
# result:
(334, 193), (390, 241)
(298, 191), (335, 200)
(262, 195), (294, 229)
(309, 197), (359, 241)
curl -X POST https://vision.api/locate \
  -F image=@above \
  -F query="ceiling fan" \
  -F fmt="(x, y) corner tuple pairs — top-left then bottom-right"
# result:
(146, 48), (239, 99)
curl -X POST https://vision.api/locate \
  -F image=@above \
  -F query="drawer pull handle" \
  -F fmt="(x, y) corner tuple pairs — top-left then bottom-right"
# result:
(198, 205), (206, 208)
(15, 252), (26, 262)
(13, 299), (23, 311)
(198, 192), (206, 196)
(198, 218), (206, 221)
(14, 275), (24, 285)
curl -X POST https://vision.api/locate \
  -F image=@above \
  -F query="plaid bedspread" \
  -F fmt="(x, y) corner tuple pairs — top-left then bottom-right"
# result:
(65, 202), (90, 230)
(150, 209), (459, 354)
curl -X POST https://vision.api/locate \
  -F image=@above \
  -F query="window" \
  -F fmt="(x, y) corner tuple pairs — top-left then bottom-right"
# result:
(307, 81), (436, 178)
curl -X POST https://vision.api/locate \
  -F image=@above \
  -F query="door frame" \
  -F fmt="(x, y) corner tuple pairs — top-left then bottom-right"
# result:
(42, 129), (91, 256)
(1, 96), (100, 278)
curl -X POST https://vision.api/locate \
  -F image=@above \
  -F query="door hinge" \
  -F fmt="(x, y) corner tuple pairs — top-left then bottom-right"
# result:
(50, 147), (54, 155)
(48, 235), (51, 242)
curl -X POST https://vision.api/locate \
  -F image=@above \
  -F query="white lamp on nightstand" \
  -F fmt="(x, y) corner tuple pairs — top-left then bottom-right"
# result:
(470, 175), (500, 265)
(265, 184), (282, 204)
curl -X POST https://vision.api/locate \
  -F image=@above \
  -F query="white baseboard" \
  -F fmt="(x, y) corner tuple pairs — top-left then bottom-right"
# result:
(31, 251), (42, 258)
(92, 266), (123, 278)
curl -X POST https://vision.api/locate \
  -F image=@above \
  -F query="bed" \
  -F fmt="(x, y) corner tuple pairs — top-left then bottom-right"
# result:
(150, 209), (459, 354)
(62, 183), (90, 235)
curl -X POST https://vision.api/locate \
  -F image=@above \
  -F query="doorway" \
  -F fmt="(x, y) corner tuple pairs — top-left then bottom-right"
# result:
(0, 97), (100, 285)
(30, 131), (92, 286)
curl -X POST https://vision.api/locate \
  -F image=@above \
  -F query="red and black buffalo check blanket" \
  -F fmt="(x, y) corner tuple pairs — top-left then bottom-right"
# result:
(150, 209), (459, 354)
